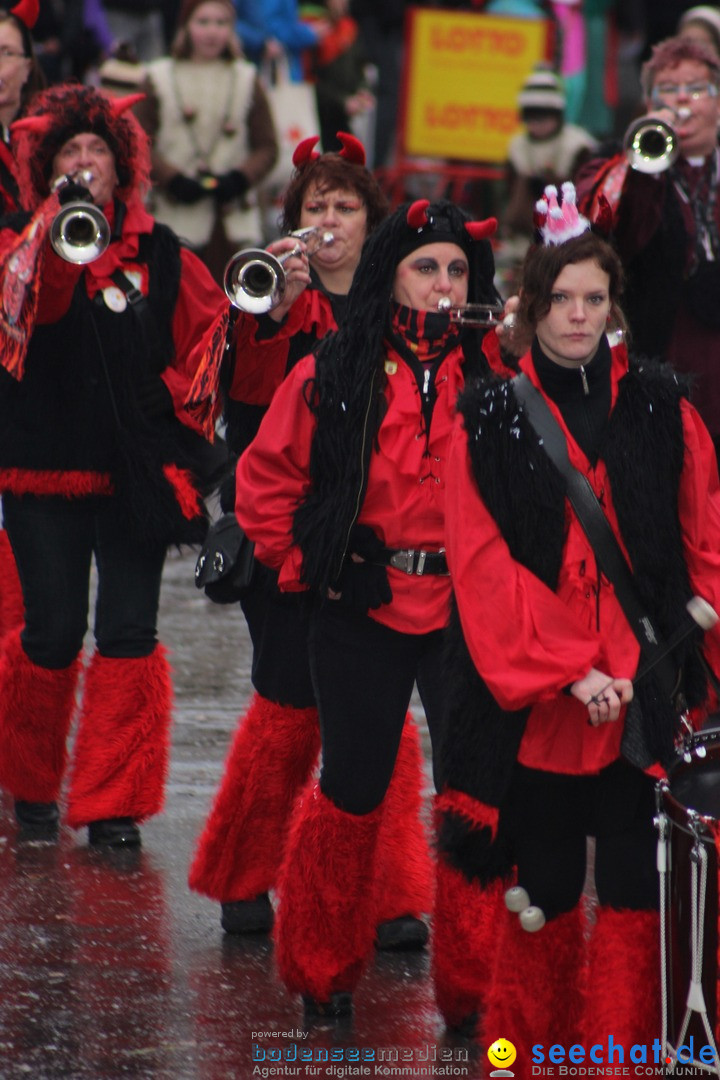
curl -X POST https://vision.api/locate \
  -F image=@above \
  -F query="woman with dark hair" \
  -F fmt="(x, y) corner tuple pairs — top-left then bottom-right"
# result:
(438, 185), (720, 1048)
(231, 196), (501, 1016)
(189, 137), (439, 954)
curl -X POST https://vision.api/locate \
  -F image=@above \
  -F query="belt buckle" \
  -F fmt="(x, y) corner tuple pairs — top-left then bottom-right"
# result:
(389, 549), (414, 574)
(415, 551), (427, 576)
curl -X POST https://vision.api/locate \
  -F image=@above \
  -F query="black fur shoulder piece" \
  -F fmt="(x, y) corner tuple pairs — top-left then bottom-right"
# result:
(457, 374), (567, 590)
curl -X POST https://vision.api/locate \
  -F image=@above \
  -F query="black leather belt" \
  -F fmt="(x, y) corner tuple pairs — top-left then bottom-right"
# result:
(376, 547), (449, 576)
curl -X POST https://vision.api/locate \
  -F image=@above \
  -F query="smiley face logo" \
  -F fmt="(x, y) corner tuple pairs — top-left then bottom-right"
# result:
(488, 1038), (517, 1071)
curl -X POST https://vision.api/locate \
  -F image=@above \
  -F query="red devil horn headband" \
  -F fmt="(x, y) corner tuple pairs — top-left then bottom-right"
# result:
(406, 200), (430, 229)
(10, 112), (52, 138)
(292, 136), (321, 168)
(465, 218), (497, 241)
(406, 201), (497, 241)
(109, 92), (146, 116)
(336, 131), (365, 165)
(10, 0), (39, 28)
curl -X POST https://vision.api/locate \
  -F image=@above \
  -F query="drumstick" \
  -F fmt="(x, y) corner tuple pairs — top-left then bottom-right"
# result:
(589, 596), (718, 705)
(633, 596), (718, 685)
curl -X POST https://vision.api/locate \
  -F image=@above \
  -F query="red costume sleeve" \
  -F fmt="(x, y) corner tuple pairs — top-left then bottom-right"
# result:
(445, 414), (602, 711)
(226, 289), (335, 406)
(164, 247), (225, 433)
(235, 354), (316, 588)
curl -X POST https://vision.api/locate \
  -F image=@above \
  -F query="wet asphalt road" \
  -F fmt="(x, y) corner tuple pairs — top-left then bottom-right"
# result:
(0, 548), (488, 1080)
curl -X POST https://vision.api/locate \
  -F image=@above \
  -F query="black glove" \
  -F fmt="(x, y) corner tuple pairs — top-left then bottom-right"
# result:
(213, 169), (250, 203)
(333, 558), (392, 614)
(347, 523), (387, 562)
(57, 179), (93, 206)
(166, 173), (207, 204)
(135, 374), (174, 420)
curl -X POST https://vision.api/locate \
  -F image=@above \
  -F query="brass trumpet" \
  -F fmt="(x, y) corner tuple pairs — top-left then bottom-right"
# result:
(223, 226), (335, 314)
(437, 298), (505, 327)
(49, 171), (111, 265)
(624, 108), (690, 174)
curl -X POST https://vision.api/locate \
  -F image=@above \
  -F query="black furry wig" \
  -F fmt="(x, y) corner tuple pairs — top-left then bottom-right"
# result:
(292, 198), (501, 594)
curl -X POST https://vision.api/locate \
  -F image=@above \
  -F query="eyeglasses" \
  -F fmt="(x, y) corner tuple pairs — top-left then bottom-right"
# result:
(652, 80), (719, 102)
(0, 49), (26, 64)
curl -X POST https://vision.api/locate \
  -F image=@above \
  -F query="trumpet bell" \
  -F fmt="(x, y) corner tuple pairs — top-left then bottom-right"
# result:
(50, 202), (112, 265)
(624, 116), (679, 174)
(223, 227), (335, 314)
(223, 248), (286, 314)
(437, 298), (505, 327)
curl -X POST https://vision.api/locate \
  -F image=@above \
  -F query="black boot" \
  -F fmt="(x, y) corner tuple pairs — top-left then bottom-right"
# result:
(14, 799), (59, 841)
(221, 893), (274, 935)
(302, 992), (353, 1020)
(88, 817), (141, 848)
(375, 915), (429, 951)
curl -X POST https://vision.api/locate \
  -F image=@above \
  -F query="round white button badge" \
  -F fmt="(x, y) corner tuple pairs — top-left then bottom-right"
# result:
(102, 286), (127, 313)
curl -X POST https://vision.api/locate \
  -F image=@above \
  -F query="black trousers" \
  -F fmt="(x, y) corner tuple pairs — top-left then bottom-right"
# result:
(505, 758), (659, 919)
(308, 602), (447, 814)
(239, 563), (316, 708)
(2, 494), (166, 669)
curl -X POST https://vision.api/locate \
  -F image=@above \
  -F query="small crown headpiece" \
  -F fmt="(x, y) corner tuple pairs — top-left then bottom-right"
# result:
(534, 182), (591, 246)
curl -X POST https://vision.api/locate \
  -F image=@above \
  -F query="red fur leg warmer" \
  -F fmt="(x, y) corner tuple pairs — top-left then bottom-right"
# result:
(0, 529), (23, 640)
(0, 629), (80, 801)
(584, 907), (660, 1057)
(482, 903), (585, 1050)
(274, 783), (382, 1002)
(374, 712), (433, 923)
(432, 791), (506, 1032)
(188, 694), (320, 901)
(66, 646), (173, 827)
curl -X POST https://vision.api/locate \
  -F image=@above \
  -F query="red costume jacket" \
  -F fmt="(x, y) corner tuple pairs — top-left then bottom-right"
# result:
(445, 344), (720, 775)
(236, 339), (471, 636)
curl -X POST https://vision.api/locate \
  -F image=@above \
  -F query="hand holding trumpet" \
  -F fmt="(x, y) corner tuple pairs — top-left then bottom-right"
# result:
(223, 227), (334, 317)
(264, 234), (312, 322)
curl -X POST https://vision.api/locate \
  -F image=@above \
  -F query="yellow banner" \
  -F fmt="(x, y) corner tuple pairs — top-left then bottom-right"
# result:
(402, 9), (549, 163)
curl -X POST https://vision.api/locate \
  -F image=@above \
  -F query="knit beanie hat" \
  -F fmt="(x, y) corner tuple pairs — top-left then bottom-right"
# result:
(518, 64), (566, 114)
(11, 84), (151, 209)
(678, 5), (720, 50)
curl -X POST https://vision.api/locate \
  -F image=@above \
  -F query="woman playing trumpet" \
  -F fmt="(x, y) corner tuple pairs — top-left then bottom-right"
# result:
(232, 197), (503, 1016)
(189, 134), (439, 951)
(0, 84), (225, 846)
(577, 35), (720, 457)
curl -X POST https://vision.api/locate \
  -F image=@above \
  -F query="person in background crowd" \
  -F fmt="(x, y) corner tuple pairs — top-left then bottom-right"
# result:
(188, 135), (435, 953)
(231, 197), (502, 1017)
(142, 0), (277, 285)
(300, 0), (374, 154)
(0, 84), (225, 846)
(578, 35), (720, 456)
(504, 63), (598, 240)
(102, 0), (166, 63)
(677, 4), (720, 57)
(350, 0), (405, 166)
(233, 0), (331, 81)
(439, 190), (720, 1047)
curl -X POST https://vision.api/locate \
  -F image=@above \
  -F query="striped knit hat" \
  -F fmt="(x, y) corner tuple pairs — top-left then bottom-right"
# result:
(518, 64), (566, 114)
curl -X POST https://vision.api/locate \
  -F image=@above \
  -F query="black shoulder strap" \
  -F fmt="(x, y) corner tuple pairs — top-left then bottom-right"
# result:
(514, 372), (680, 703)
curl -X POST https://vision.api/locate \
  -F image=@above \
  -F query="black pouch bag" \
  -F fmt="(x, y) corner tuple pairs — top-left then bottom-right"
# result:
(194, 513), (256, 603)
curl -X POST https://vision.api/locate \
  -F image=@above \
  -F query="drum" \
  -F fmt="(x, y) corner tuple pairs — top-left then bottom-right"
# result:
(657, 727), (720, 1074)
